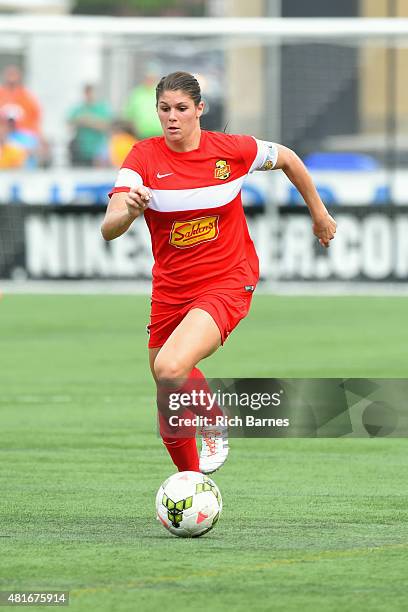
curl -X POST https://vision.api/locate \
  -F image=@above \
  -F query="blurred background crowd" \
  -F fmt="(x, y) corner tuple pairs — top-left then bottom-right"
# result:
(0, 62), (166, 169)
(0, 0), (229, 170)
(2, 0), (408, 282)
(1, 0), (407, 179)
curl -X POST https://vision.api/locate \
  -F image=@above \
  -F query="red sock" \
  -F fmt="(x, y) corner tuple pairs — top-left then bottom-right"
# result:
(157, 368), (222, 472)
(159, 412), (199, 472)
(183, 367), (223, 424)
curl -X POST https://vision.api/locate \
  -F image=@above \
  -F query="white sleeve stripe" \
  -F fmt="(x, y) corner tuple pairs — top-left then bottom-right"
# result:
(249, 139), (279, 173)
(114, 168), (143, 188)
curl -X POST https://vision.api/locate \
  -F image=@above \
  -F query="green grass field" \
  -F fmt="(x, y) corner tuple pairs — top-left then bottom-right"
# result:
(1, 294), (407, 611)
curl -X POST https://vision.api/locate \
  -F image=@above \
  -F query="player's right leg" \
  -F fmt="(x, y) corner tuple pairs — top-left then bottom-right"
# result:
(149, 346), (200, 473)
(149, 307), (228, 474)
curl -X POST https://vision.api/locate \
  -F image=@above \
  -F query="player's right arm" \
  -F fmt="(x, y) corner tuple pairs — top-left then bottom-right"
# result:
(102, 142), (150, 241)
(101, 186), (151, 241)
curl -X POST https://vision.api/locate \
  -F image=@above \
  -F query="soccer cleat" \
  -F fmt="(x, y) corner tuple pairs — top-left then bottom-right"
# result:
(199, 425), (229, 474)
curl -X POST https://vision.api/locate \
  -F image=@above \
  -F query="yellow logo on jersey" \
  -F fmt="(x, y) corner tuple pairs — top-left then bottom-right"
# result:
(214, 159), (231, 180)
(169, 216), (219, 249)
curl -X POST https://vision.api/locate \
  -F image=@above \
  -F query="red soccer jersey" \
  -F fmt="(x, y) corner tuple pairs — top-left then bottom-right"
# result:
(110, 130), (266, 304)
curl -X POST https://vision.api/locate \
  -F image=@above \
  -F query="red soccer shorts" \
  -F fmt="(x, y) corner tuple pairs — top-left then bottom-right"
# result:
(147, 289), (255, 348)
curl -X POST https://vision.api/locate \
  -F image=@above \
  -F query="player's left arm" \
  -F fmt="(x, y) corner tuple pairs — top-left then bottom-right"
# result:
(254, 140), (337, 248)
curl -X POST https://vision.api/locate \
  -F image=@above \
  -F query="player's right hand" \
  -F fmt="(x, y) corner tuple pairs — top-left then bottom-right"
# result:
(125, 186), (152, 218)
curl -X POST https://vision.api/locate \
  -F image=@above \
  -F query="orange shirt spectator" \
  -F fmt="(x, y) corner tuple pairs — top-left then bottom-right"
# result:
(0, 65), (41, 134)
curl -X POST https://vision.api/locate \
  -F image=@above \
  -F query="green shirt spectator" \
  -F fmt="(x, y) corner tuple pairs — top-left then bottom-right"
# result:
(123, 75), (162, 140)
(68, 84), (112, 166)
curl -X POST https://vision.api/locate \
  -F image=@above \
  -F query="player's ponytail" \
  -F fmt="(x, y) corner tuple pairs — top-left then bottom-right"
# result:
(155, 71), (201, 107)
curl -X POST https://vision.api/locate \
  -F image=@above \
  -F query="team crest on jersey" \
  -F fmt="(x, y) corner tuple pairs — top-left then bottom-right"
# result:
(214, 159), (231, 180)
(169, 216), (219, 249)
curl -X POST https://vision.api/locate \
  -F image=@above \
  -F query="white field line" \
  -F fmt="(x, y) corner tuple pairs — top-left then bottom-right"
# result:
(1, 280), (408, 297)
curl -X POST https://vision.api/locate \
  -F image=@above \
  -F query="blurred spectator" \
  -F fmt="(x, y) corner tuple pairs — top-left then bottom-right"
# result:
(123, 68), (162, 140)
(0, 115), (26, 169)
(0, 65), (41, 134)
(0, 113), (50, 168)
(68, 84), (112, 166)
(108, 120), (137, 167)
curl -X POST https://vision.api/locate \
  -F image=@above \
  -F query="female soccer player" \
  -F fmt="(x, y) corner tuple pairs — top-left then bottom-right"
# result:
(102, 71), (336, 475)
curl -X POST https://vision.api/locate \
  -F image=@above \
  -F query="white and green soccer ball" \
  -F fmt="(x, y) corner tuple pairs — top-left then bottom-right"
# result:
(156, 471), (222, 538)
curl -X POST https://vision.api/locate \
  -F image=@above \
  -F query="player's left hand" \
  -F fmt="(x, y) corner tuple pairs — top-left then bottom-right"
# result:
(312, 213), (337, 248)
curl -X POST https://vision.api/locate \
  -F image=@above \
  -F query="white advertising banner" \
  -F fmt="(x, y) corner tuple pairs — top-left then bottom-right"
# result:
(1, 167), (407, 206)
(0, 206), (402, 281)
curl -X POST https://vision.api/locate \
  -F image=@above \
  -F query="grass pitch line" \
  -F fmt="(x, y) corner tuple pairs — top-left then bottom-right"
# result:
(71, 541), (408, 597)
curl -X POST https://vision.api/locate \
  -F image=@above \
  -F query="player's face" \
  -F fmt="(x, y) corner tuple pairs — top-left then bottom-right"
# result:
(157, 90), (204, 145)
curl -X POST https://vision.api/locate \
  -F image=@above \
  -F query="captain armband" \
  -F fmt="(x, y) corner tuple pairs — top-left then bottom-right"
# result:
(252, 139), (279, 172)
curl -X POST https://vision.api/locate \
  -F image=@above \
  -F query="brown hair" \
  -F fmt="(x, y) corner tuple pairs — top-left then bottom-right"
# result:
(155, 71), (201, 107)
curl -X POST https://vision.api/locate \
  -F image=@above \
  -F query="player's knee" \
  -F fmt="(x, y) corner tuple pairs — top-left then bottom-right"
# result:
(154, 356), (187, 383)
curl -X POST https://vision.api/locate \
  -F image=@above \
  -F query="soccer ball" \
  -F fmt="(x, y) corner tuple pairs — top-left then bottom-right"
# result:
(156, 471), (222, 538)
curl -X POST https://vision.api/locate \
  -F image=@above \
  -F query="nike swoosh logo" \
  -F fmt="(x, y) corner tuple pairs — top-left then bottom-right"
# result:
(157, 172), (173, 179)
